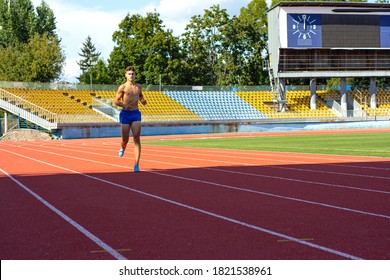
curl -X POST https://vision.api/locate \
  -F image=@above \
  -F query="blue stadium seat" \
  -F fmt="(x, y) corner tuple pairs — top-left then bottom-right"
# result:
(163, 91), (267, 121)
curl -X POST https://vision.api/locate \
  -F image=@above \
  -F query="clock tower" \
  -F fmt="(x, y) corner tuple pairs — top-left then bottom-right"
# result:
(267, 1), (390, 113)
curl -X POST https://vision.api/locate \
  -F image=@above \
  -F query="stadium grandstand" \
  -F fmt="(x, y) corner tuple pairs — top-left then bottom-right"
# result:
(1, 82), (389, 139)
(1, 1), (390, 139)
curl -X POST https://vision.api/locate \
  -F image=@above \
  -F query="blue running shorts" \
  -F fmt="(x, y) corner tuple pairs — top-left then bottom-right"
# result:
(119, 109), (142, 124)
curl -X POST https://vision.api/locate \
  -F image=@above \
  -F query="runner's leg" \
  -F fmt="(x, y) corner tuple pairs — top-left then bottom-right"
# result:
(121, 124), (131, 152)
(131, 121), (142, 170)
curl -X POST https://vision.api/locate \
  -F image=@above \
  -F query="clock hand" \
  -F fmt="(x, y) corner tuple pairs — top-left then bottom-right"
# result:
(302, 15), (306, 30)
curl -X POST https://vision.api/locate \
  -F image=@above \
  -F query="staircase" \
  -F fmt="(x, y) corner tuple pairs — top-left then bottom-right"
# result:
(0, 88), (59, 131)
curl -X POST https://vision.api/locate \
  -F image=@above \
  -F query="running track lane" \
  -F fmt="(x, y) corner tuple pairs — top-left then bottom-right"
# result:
(0, 139), (389, 260)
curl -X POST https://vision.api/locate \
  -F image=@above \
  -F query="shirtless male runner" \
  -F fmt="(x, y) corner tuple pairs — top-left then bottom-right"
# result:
(114, 66), (147, 172)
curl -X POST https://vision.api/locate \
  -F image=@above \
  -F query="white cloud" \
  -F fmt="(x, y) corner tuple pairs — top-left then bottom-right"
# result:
(31, 0), (128, 82)
(145, 0), (251, 35)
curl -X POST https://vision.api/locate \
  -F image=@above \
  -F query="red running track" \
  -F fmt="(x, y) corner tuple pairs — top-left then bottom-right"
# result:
(0, 134), (389, 260)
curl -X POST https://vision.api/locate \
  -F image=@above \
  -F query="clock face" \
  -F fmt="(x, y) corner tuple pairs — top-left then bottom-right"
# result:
(288, 14), (322, 48)
(292, 15), (317, 39)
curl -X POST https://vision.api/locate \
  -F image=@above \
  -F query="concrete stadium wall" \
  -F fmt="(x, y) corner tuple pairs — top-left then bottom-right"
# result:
(55, 120), (390, 139)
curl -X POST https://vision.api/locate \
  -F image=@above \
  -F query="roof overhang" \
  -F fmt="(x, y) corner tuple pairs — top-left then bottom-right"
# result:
(278, 71), (390, 79)
(268, 1), (390, 13)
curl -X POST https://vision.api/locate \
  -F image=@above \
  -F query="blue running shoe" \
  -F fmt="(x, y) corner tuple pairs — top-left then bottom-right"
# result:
(119, 149), (124, 157)
(134, 164), (140, 172)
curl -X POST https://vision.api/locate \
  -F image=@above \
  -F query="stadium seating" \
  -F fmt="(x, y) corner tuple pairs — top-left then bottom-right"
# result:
(164, 91), (268, 120)
(93, 90), (203, 122)
(236, 90), (338, 118)
(137, 91), (203, 122)
(63, 90), (96, 108)
(2, 87), (388, 124)
(235, 91), (277, 116)
(285, 90), (338, 118)
(94, 90), (116, 100)
(349, 89), (390, 116)
(4, 88), (114, 123)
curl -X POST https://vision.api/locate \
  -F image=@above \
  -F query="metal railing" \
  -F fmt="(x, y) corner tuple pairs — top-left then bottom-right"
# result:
(0, 81), (274, 92)
(279, 48), (390, 72)
(0, 89), (59, 129)
(0, 81), (119, 91)
(92, 98), (119, 121)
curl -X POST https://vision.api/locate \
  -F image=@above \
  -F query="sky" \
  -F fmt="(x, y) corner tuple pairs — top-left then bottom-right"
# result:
(30, 0), (256, 83)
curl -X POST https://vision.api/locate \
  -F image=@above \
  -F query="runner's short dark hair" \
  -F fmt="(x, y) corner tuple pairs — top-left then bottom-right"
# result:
(125, 66), (135, 73)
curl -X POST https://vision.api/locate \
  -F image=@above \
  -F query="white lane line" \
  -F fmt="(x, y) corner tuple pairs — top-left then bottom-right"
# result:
(204, 167), (390, 196)
(141, 151), (390, 182)
(142, 144), (390, 167)
(11, 139), (390, 163)
(0, 167), (127, 260)
(9, 143), (390, 195)
(2, 146), (389, 219)
(151, 170), (390, 220)
(0, 152), (363, 260)
(143, 146), (390, 171)
(28, 141), (390, 175)
(33, 141), (390, 178)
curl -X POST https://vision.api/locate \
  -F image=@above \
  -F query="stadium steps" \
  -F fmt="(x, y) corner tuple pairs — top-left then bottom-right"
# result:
(285, 90), (338, 118)
(237, 90), (338, 118)
(95, 90), (116, 100)
(235, 91), (276, 116)
(349, 89), (390, 116)
(140, 91), (203, 122)
(62, 90), (97, 108)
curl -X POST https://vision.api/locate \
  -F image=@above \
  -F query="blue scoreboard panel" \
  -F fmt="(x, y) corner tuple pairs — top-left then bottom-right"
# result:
(287, 14), (390, 48)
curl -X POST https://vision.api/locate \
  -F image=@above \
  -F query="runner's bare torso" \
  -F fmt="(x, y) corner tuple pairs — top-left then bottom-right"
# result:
(116, 82), (144, 111)
(114, 68), (146, 110)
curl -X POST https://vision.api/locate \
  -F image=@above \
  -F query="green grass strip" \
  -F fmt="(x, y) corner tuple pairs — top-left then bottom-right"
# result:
(144, 132), (390, 157)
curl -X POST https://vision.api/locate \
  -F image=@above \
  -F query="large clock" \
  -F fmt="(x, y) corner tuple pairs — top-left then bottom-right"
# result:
(287, 14), (322, 48)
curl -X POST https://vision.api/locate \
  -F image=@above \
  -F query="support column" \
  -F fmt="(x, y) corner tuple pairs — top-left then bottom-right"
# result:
(278, 78), (287, 112)
(340, 78), (348, 116)
(310, 78), (317, 110)
(370, 77), (377, 109)
(4, 111), (8, 134)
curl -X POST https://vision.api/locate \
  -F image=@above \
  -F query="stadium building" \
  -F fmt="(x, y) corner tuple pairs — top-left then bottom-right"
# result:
(267, 1), (390, 114)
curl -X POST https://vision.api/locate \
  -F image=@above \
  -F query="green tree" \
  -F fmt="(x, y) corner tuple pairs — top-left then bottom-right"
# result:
(0, 1), (11, 47)
(22, 33), (64, 82)
(34, 1), (57, 38)
(182, 5), (232, 86)
(237, 0), (269, 86)
(0, 0), (64, 82)
(89, 59), (111, 85)
(0, 44), (21, 81)
(109, 11), (183, 85)
(0, 32), (64, 81)
(0, 0), (58, 45)
(180, 3), (269, 87)
(78, 58), (113, 85)
(377, 77), (390, 89)
(8, 0), (35, 45)
(77, 35), (101, 86)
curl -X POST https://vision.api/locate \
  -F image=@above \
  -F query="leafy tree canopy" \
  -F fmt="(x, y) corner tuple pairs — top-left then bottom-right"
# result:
(0, 0), (64, 82)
